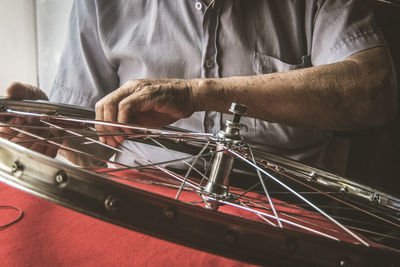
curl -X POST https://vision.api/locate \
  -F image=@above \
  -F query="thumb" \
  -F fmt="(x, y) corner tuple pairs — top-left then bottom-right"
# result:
(6, 82), (48, 100)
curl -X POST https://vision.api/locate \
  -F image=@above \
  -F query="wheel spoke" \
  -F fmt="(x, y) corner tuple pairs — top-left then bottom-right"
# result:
(225, 144), (370, 246)
(1, 102), (399, 259)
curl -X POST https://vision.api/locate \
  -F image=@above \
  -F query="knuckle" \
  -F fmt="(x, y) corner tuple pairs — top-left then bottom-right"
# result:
(8, 81), (22, 88)
(101, 98), (114, 109)
(95, 101), (102, 109)
(95, 101), (104, 112)
(6, 82), (22, 96)
(125, 79), (140, 89)
(118, 100), (130, 113)
(130, 79), (151, 91)
(128, 77), (138, 86)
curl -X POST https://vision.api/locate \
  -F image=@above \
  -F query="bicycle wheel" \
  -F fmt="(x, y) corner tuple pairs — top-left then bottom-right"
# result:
(0, 99), (399, 266)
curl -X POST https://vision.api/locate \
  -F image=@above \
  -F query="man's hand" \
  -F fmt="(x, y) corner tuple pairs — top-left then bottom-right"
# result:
(95, 48), (396, 147)
(0, 82), (57, 157)
(95, 79), (196, 147)
(6, 82), (49, 100)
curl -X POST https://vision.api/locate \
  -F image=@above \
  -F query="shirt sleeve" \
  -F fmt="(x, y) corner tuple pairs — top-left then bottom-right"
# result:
(311, 0), (387, 66)
(49, 0), (119, 108)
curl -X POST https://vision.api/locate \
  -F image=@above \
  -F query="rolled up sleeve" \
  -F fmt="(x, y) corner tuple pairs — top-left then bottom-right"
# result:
(311, 0), (387, 65)
(49, 0), (119, 108)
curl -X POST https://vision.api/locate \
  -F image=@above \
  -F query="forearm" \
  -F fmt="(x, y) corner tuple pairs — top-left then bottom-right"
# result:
(193, 47), (397, 131)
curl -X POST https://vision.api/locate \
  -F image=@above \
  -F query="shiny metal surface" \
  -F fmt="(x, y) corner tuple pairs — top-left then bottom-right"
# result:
(0, 99), (399, 266)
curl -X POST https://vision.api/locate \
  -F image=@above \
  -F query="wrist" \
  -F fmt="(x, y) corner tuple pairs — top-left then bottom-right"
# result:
(191, 78), (231, 113)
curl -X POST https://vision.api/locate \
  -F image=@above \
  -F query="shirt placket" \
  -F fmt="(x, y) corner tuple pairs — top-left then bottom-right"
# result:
(196, 0), (224, 133)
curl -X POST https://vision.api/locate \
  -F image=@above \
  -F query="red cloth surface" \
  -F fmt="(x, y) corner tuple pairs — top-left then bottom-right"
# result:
(0, 168), (371, 266)
(105, 169), (367, 245)
(0, 181), (255, 267)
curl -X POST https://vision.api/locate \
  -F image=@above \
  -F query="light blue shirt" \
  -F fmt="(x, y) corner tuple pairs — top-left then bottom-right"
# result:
(50, 0), (387, 169)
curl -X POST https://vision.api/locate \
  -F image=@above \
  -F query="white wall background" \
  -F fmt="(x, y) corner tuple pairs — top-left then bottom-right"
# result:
(0, 0), (73, 96)
(36, 0), (73, 94)
(0, 0), (37, 95)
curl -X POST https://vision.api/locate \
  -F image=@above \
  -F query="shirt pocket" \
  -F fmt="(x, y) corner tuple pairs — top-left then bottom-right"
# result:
(253, 51), (311, 74)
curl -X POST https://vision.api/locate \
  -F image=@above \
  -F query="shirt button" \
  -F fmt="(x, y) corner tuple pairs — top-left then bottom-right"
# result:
(205, 59), (214, 69)
(195, 2), (202, 10)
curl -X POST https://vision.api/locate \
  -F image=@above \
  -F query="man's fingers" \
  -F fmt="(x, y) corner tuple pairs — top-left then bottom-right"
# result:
(6, 82), (29, 99)
(6, 82), (48, 100)
(43, 145), (58, 158)
(2, 82), (59, 158)
(103, 101), (122, 146)
(95, 78), (192, 145)
(117, 94), (178, 128)
(9, 127), (58, 158)
(96, 99), (122, 147)
(95, 85), (137, 146)
(29, 141), (57, 158)
(95, 103), (107, 144)
(117, 95), (143, 124)
(0, 117), (26, 139)
(1, 83), (47, 142)
(29, 142), (47, 154)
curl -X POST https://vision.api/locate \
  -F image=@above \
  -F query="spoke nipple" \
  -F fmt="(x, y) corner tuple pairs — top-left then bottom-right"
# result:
(275, 166), (283, 172)
(340, 186), (348, 193)
(310, 172), (318, 181)
(284, 239), (298, 254)
(104, 195), (118, 212)
(54, 171), (68, 186)
(371, 194), (380, 203)
(339, 258), (352, 267)
(11, 161), (24, 174)
(163, 206), (175, 219)
(82, 123), (90, 131)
